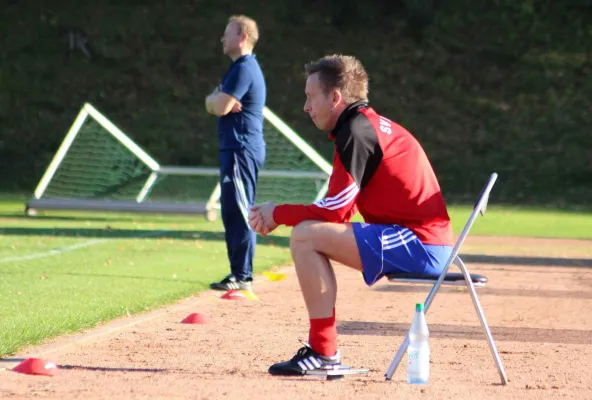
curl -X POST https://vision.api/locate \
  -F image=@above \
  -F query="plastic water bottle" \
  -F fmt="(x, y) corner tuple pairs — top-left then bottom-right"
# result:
(407, 302), (430, 384)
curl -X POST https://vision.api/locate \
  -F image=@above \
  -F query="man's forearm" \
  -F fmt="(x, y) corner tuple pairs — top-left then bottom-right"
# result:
(205, 88), (238, 117)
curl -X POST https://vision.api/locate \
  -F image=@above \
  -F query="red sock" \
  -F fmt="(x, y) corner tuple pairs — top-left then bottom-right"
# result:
(309, 308), (337, 357)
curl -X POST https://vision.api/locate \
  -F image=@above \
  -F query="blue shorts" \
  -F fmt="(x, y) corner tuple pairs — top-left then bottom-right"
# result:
(352, 223), (453, 286)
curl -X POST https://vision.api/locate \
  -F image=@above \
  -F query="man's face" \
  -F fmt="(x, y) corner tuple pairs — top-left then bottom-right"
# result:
(221, 22), (241, 56)
(303, 73), (340, 131)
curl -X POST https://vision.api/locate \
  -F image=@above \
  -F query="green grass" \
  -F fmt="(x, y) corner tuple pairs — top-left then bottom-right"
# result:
(1, 199), (591, 357)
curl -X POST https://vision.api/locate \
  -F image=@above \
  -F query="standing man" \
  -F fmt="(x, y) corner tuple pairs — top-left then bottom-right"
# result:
(248, 55), (453, 375)
(205, 15), (266, 291)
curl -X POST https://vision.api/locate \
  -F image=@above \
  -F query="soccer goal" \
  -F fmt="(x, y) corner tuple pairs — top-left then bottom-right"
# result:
(25, 103), (332, 220)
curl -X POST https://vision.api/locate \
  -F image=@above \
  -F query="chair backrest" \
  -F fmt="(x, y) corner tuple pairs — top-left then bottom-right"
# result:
(447, 173), (498, 265)
(474, 173), (497, 217)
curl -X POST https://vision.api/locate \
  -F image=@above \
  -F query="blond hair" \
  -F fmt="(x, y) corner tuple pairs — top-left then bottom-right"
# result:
(228, 15), (259, 48)
(305, 55), (369, 104)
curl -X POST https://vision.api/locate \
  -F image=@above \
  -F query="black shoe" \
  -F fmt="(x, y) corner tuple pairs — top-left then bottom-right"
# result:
(209, 275), (252, 291)
(269, 345), (341, 376)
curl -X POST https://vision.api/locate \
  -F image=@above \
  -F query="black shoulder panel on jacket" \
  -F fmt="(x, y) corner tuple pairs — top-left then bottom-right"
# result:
(335, 113), (383, 189)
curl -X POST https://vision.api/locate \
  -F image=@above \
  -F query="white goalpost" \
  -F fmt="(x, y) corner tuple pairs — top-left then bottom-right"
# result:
(26, 103), (332, 220)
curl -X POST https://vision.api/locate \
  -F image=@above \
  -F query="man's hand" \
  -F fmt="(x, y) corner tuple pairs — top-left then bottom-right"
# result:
(231, 102), (242, 113)
(248, 202), (279, 236)
(248, 209), (268, 235)
(205, 86), (221, 114)
(205, 85), (241, 116)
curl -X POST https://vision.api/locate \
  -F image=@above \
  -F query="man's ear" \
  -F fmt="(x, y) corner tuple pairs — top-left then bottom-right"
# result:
(240, 33), (249, 45)
(332, 89), (343, 108)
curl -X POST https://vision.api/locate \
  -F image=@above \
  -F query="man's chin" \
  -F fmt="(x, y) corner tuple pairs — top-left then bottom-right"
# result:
(224, 49), (238, 58)
(313, 122), (330, 131)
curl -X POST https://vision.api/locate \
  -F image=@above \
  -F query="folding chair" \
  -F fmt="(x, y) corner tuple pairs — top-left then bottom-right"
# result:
(384, 173), (508, 385)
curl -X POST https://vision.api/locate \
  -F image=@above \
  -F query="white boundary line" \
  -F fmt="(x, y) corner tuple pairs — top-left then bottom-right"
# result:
(0, 239), (107, 264)
(0, 230), (167, 265)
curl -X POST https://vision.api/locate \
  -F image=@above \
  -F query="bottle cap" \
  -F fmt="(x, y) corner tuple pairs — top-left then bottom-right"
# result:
(416, 303), (424, 312)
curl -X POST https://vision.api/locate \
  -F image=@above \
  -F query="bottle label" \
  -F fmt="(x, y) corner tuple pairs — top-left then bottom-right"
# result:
(407, 349), (430, 383)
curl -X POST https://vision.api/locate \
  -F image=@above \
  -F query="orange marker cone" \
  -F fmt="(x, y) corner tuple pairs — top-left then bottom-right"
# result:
(180, 313), (209, 324)
(220, 290), (248, 301)
(12, 358), (58, 376)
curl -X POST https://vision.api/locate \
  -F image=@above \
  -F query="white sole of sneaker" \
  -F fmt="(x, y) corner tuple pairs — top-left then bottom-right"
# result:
(304, 366), (369, 381)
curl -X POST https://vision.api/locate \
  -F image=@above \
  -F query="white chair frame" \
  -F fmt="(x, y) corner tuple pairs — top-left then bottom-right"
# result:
(384, 173), (508, 385)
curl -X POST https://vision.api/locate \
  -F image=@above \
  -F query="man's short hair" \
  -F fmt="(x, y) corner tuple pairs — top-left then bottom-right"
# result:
(228, 15), (259, 48)
(304, 55), (369, 104)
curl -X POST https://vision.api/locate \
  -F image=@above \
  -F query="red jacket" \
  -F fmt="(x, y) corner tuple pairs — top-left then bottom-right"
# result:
(273, 102), (453, 245)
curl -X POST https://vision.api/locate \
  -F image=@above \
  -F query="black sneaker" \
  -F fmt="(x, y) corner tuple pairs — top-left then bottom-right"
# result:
(209, 275), (252, 291)
(269, 345), (341, 376)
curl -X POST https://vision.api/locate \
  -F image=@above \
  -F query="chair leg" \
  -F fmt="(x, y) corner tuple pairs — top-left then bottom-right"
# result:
(384, 259), (451, 380)
(455, 257), (508, 385)
(384, 333), (409, 380)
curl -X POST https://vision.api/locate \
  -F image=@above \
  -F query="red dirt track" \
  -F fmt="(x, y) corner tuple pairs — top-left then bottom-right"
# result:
(1, 236), (591, 399)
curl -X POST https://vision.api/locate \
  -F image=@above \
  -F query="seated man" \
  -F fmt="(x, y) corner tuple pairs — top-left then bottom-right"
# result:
(248, 54), (453, 376)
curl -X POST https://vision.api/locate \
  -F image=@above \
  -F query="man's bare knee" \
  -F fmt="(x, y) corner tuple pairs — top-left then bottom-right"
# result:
(288, 221), (362, 272)
(290, 221), (317, 249)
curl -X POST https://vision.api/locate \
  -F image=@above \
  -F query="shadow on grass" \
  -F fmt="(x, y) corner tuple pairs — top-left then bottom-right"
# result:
(0, 227), (290, 247)
(1, 227), (590, 266)
(0, 270), (212, 285)
(0, 213), (156, 223)
(0, 212), (205, 224)
(4, 227), (589, 269)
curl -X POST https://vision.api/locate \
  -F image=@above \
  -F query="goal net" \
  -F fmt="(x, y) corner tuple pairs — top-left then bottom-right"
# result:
(26, 103), (331, 219)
